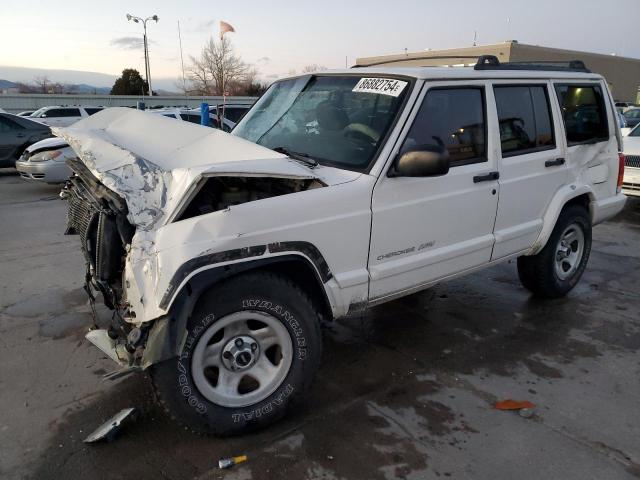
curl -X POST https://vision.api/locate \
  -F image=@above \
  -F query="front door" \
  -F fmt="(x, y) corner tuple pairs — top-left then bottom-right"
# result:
(369, 82), (500, 301)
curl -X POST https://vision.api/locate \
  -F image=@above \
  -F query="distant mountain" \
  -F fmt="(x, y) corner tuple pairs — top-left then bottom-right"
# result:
(0, 79), (17, 89)
(0, 65), (177, 92)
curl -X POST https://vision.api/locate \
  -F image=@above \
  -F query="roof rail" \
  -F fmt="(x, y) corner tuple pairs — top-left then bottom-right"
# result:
(352, 55), (491, 68)
(474, 55), (591, 72)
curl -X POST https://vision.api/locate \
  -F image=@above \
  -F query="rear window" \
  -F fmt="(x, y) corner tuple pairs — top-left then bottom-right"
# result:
(555, 84), (609, 145)
(494, 85), (555, 156)
(85, 108), (103, 116)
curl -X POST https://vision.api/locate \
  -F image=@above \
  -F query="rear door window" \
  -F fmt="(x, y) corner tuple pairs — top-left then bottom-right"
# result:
(494, 85), (555, 156)
(0, 116), (24, 131)
(554, 84), (609, 145)
(85, 108), (103, 116)
(401, 87), (487, 167)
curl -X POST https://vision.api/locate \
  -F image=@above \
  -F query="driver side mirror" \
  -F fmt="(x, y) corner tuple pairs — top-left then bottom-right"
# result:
(388, 145), (450, 177)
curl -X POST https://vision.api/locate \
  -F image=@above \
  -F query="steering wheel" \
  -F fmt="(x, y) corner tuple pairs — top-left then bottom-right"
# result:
(343, 123), (379, 144)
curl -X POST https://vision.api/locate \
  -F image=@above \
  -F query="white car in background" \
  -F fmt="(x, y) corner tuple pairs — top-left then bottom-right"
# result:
(15, 137), (75, 184)
(622, 124), (640, 196)
(29, 106), (104, 127)
(151, 107), (240, 131)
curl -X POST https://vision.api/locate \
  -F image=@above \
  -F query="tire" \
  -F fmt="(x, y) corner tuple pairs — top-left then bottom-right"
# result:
(150, 271), (322, 436)
(517, 204), (592, 298)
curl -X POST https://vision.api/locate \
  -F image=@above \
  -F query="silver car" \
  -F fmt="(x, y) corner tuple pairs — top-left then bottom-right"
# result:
(15, 137), (74, 184)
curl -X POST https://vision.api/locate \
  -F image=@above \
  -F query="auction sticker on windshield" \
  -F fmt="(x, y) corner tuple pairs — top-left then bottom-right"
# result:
(352, 78), (408, 97)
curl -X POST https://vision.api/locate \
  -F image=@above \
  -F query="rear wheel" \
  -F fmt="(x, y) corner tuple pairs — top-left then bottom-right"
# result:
(150, 271), (322, 436)
(517, 204), (592, 298)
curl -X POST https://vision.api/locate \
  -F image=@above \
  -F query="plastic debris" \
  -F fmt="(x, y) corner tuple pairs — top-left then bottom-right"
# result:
(219, 455), (248, 469)
(84, 408), (138, 443)
(519, 407), (535, 418)
(494, 399), (535, 411)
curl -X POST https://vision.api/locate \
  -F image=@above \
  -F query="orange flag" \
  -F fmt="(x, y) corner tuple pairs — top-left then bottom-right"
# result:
(219, 21), (235, 40)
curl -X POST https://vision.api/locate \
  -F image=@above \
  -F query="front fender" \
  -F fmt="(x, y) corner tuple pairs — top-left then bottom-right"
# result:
(141, 253), (335, 368)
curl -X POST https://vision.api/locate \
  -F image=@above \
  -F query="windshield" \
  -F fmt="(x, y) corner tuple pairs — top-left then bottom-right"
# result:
(233, 75), (410, 170)
(31, 107), (48, 118)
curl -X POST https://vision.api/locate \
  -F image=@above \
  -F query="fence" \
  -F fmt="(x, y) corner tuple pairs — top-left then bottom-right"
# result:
(0, 94), (257, 113)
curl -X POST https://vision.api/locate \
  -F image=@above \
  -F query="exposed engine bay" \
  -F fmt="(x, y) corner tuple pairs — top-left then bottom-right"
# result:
(62, 158), (134, 315)
(177, 176), (325, 221)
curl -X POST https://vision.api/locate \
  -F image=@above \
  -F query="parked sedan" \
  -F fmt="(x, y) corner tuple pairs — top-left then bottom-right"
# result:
(15, 137), (74, 184)
(623, 108), (640, 129)
(622, 124), (640, 196)
(0, 113), (52, 168)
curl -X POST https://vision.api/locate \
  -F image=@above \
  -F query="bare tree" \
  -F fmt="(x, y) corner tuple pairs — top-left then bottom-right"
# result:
(301, 64), (328, 73)
(186, 36), (249, 95)
(16, 82), (36, 94)
(33, 75), (51, 93)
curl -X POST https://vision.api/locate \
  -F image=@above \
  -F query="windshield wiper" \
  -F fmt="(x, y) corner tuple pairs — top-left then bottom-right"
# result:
(273, 146), (319, 168)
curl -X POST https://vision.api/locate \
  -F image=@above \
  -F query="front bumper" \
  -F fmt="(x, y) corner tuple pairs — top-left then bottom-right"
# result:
(15, 159), (72, 184)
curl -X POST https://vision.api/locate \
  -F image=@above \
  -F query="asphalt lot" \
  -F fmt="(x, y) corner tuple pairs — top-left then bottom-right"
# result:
(1, 169), (639, 480)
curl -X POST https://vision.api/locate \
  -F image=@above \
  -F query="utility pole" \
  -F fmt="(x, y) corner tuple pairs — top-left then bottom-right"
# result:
(178, 20), (187, 96)
(126, 13), (159, 96)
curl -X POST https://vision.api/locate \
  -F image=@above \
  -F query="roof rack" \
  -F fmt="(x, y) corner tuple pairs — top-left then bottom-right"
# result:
(352, 55), (489, 68)
(474, 55), (591, 72)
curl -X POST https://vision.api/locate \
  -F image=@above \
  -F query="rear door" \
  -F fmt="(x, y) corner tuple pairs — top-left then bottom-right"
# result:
(368, 82), (500, 301)
(490, 81), (568, 259)
(0, 115), (27, 164)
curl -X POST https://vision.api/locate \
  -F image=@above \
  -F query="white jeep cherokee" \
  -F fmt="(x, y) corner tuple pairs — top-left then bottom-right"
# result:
(58, 56), (626, 435)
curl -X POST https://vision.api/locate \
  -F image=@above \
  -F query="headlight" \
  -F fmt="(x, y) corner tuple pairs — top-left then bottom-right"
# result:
(29, 150), (63, 162)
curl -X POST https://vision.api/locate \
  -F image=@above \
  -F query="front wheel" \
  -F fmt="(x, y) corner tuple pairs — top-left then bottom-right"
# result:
(517, 204), (592, 298)
(150, 271), (322, 436)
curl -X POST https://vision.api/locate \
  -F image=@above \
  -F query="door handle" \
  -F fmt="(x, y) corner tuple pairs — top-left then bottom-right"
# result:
(545, 157), (565, 167)
(473, 171), (499, 183)
(16, 133), (26, 138)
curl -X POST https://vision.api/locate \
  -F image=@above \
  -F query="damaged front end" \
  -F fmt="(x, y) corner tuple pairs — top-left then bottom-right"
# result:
(62, 158), (143, 370)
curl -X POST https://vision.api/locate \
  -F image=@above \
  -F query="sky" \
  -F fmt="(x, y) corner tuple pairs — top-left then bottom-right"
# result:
(0, 0), (638, 90)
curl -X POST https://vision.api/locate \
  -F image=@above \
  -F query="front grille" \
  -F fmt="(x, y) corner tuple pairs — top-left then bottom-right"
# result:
(623, 181), (640, 192)
(625, 155), (640, 169)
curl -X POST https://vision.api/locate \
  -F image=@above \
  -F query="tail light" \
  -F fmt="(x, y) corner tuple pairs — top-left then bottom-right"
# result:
(617, 153), (625, 193)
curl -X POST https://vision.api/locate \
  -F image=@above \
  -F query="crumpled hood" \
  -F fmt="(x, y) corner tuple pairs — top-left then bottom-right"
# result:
(55, 108), (359, 231)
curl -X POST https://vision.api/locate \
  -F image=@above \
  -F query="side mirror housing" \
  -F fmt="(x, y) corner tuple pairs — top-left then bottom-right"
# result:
(389, 145), (450, 177)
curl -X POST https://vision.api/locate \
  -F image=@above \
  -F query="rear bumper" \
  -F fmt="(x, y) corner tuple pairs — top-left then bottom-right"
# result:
(15, 160), (71, 184)
(591, 192), (627, 225)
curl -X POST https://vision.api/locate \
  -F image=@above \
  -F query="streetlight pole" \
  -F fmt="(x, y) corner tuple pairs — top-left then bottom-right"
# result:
(126, 13), (158, 97)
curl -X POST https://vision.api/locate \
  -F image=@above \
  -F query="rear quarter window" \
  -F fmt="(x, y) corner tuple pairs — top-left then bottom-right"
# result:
(555, 84), (609, 145)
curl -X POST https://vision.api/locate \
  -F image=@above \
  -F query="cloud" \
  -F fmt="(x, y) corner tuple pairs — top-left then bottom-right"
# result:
(110, 36), (155, 50)
(196, 19), (216, 32)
